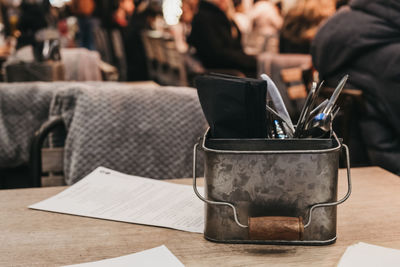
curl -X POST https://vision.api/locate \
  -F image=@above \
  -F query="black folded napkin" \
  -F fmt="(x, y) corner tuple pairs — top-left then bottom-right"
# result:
(195, 73), (268, 138)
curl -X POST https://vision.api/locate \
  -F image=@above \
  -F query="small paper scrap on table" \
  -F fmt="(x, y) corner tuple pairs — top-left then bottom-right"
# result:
(29, 167), (204, 233)
(338, 242), (400, 267)
(62, 245), (184, 267)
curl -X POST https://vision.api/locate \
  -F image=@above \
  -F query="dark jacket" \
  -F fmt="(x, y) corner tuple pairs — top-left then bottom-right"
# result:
(124, 11), (151, 81)
(17, 2), (48, 48)
(311, 0), (400, 175)
(188, 1), (256, 76)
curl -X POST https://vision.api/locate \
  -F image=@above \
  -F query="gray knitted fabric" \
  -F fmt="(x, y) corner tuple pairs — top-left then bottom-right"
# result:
(50, 84), (207, 184)
(0, 82), (105, 169)
(0, 82), (57, 168)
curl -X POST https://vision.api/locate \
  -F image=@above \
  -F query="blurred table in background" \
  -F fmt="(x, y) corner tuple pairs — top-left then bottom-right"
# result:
(61, 48), (102, 81)
(3, 48), (112, 82)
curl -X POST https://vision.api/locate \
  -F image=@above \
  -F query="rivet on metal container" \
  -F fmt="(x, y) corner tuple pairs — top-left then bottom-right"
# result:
(193, 128), (351, 245)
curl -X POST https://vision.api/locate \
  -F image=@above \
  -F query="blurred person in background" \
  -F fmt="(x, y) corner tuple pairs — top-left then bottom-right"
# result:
(0, 0), (12, 58)
(232, 0), (250, 37)
(70, 0), (96, 50)
(16, 0), (50, 49)
(311, 0), (400, 175)
(169, 0), (198, 53)
(124, 0), (158, 80)
(115, 0), (135, 79)
(112, 0), (135, 28)
(335, 0), (349, 9)
(246, 0), (282, 54)
(188, 0), (257, 77)
(92, 0), (110, 27)
(0, 0), (11, 37)
(279, 0), (335, 54)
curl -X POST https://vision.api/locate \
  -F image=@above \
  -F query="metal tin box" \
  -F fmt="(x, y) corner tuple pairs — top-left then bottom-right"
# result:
(193, 129), (351, 245)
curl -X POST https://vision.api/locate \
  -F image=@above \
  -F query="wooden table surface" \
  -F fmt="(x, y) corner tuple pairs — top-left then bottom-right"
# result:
(0, 167), (399, 266)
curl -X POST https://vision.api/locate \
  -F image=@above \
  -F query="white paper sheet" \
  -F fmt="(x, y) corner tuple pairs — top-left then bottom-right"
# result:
(338, 242), (400, 267)
(29, 167), (204, 233)
(62, 245), (184, 267)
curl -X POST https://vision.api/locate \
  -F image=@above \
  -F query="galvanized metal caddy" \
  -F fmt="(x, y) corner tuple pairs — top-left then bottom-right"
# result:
(193, 128), (351, 245)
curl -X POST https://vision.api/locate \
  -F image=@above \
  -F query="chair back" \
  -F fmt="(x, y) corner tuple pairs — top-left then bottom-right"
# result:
(141, 31), (158, 80)
(258, 53), (312, 119)
(163, 39), (188, 86)
(262, 34), (279, 54)
(317, 84), (369, 167)
(280, 67), (308, 100)
(93, 27), (113, 64)
(31, 83), (207, 185)
(110, 29), (127, 81)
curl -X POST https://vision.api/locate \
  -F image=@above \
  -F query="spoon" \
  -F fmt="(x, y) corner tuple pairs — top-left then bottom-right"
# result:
(302, 105), (340, 138)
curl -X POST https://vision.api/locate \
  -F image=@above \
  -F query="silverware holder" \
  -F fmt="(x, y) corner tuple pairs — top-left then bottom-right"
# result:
(193, 129), (351, 245)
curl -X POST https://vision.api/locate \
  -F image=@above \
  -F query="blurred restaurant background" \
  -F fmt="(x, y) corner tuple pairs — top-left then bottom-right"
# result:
(0, 0), (399, 189)
(0, 0), (338, 83)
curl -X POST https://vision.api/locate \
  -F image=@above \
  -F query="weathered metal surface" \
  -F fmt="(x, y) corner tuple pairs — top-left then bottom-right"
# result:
(201, 138), (340, 244)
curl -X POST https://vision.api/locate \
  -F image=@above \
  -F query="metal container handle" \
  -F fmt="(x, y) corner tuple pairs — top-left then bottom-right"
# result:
(192, 143), (249, 228)
(192, 133), (352, 231)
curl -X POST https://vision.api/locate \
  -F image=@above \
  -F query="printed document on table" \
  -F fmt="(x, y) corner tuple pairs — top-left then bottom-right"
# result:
(29, 167), (204, 233)
(62, 245), (184, 267)
(338, 242), (400, 267)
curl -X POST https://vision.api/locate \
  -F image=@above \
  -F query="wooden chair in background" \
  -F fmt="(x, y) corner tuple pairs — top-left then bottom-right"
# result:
(280, 67), (309, 100)
(163, 39), (188, 86)
(262, 34), (279, 54)
(142, 30), (248, 86)
(141, 31), (159, 81)
(149, 32), (171, 85)
(93, 27), (113, 65)
(279, 65), (313, 122)
(319, 87), (369, 167)
(110, 29), (127, 81)
(280, 66), (369, 167)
